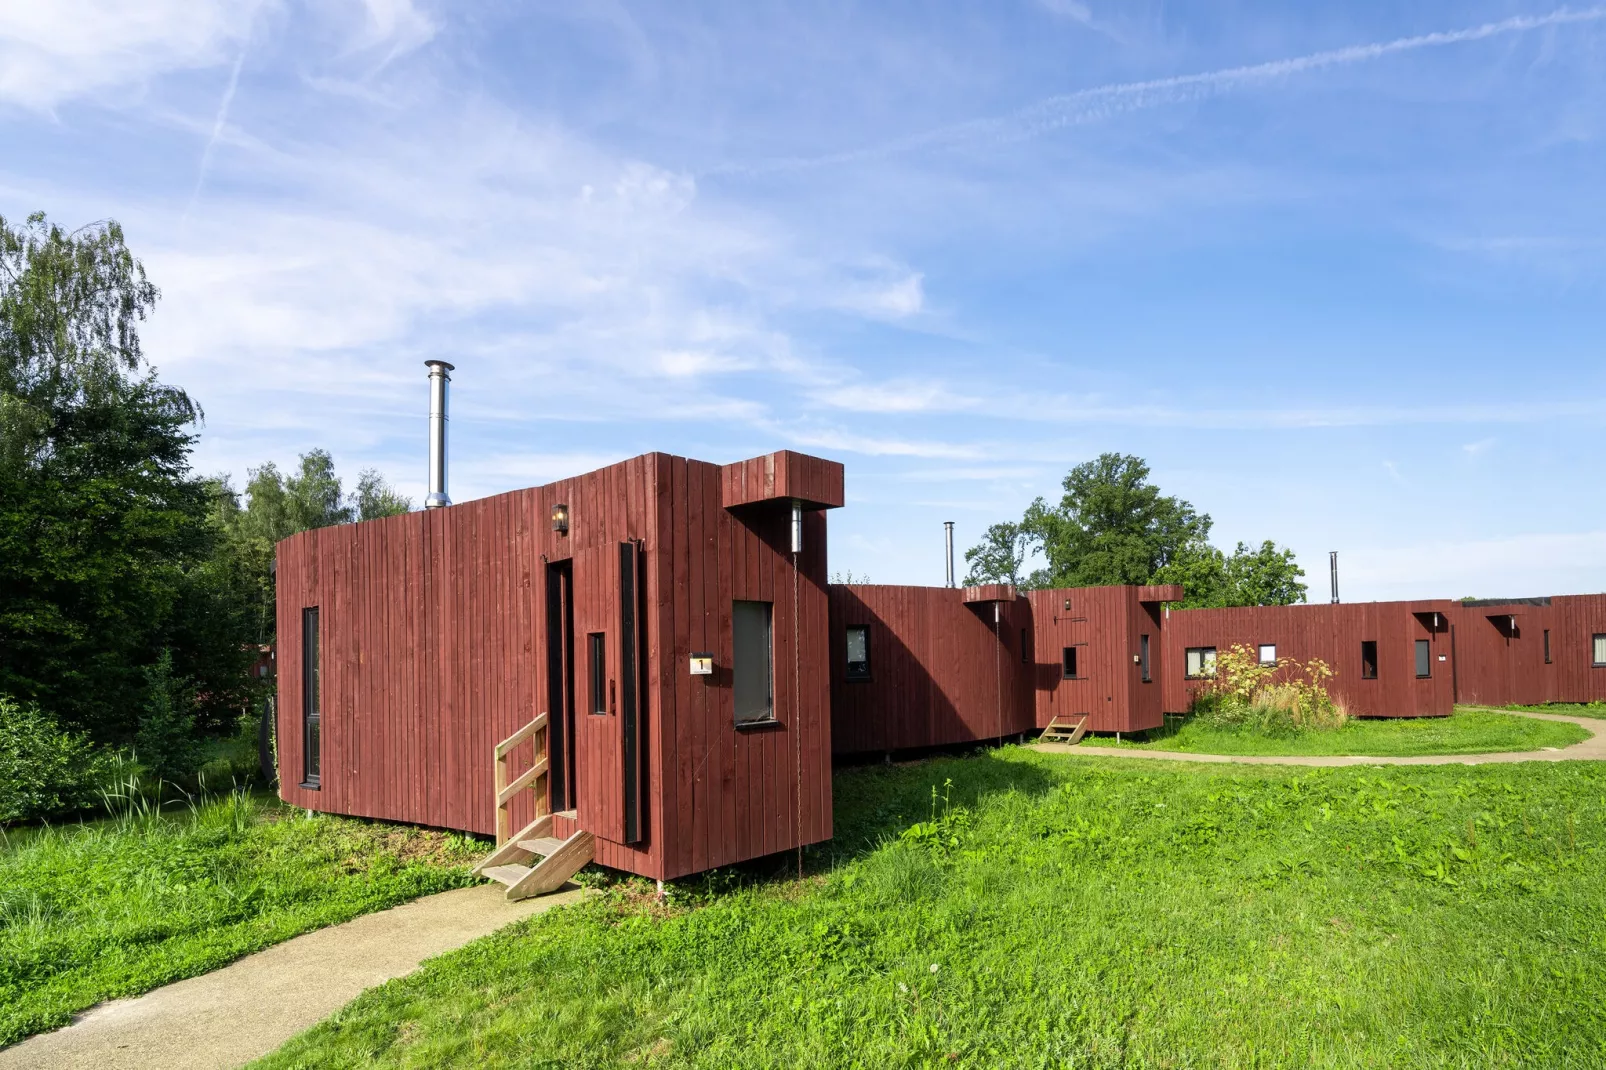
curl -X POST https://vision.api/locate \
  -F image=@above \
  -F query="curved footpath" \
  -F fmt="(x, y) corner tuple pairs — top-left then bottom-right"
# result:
(1032, 708), (1606, 767)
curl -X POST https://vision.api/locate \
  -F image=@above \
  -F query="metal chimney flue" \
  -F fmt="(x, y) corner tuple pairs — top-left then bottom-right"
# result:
(790, 499), (804, 554)
(424, 360), (454, 509)
(1329, 550), (1339, 604)
(944, 521), (956, 588)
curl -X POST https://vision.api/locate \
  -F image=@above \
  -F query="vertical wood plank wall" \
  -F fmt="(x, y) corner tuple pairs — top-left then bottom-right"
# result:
(1446, 595), (1606, 707)
(828, 586), (1035, 756)
(276, 451), (835, 883)
(1027, 586), (1165, 734)
(1160, 601), (1455, 718)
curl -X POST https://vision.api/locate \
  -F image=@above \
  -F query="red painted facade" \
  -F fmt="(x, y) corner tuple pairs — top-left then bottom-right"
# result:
(1161, 601), (1456, 718)
(1028, 585), (1174, 734)
(828, 585), (1035, 756)
(275, 450), (839, 881)
(1447, 595), (1606, 707)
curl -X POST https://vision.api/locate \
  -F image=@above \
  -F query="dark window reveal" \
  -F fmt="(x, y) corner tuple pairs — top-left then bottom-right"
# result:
(1021, 628), (1029, 664)
(301, 607), (321, 789)
(1544, 629), (1552, 664)
(1361, 641), (1378, 680)
(734, 600), (774, 724)
(1140, 634), (1151, 683)
(1062, 646), (1078, 679)
(588, 632), (607, 715)
(1415, 638), (1432, 679)
(845, 625), (871, 681)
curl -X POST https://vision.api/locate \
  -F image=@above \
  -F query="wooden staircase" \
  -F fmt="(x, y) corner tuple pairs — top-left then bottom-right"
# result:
(1038, 714), (1089, 745)
(473, 714), (594, 901)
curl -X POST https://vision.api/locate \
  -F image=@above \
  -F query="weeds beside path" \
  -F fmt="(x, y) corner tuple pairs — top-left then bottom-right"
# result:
(0, 790), (483, 1047)
(1077, 705), (1591, 760)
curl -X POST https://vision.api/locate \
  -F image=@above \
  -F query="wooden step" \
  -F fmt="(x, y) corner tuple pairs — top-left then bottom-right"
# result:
(480, 864), (533, 887)
(471, 813), (554, 877)
(517, 836), (566, 856)
(503, 830), (594, 901)
(1039, 715), (1089, 746)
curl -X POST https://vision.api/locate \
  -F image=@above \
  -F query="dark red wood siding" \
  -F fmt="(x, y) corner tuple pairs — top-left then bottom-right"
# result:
(1028, 586), (1165, 734)
(828, 585), (1035, 755)
(1447, 595), (1606, 707)
(1161, 601), (1455, 718)
(276, 451), (833, 882)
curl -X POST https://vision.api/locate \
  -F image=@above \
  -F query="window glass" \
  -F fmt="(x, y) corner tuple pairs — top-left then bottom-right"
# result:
(1258, 644), (1276, 666)
(302, 607), (321, 788)
(1594, 634), (1606, 667)
(1140, 634), (1151, 682)
(1544, 629), (1552, 664)
(1361, 640), (1378, 680)
(1061, 646), (1078, 679)
(1415, 638), (1432, 678)
(588, 632), (607, 715)
(734, 601), (774, 723)
(1185, 647), (1217, 678)
(1020, 629), (1029, 664)
(845, 625), (870, 681)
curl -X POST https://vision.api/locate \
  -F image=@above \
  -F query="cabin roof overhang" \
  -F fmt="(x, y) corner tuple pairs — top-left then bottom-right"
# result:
(721, 450), (845, 511)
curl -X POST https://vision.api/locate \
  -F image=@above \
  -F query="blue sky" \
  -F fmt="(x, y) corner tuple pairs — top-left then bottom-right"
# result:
(3, 1), (1604, 599)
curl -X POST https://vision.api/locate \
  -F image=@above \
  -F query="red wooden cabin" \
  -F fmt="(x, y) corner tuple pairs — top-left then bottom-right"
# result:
(1161, 600), (1456, 718)
(274, 449), (842, 886)
(1029, 585), (1177, 734)
(1447, 595), (1606, 707)
(828, 584), (1035, 756)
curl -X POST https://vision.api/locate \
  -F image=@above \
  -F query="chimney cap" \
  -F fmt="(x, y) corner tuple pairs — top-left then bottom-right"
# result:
(425, 360), (456, 372)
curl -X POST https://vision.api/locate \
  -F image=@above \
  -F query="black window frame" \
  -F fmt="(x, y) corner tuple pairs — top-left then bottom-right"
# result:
(1593, 634), (1606, 669)
(1139, 634), (1151, 683)
(1184, 646), (1217, 679)
(1020, 628), (1029, 664)
(733, 600), (775, 726)
(588, 631), (607, 715)
(1415, 638), (1432, 679)
(845, 624), (871, 682)
(301, 606), (321, 789)
(1544, 629), (1552, 665)
(1061, 646), (1079, 679)
(1360, 640), (1378, 680)
(1257, 643), (1277, 667)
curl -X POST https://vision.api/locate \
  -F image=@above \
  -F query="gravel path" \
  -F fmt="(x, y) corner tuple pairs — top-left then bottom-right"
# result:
(1032, 707), (1606, 766)
(0, 882), (587, 1070)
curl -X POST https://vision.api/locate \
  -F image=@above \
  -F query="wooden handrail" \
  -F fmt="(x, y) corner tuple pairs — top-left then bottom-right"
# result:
(496, 757), (549, 807)
(495, 712), (548, 759)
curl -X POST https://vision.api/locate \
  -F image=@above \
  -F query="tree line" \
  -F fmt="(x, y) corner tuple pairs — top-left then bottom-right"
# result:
(0, 211), (407, 820)
(963, 453), (1307, 606)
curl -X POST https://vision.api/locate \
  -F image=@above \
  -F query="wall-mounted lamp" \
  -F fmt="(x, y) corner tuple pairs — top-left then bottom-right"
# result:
(1063, 598), (1072, 612)
(551, 502), (570, 535)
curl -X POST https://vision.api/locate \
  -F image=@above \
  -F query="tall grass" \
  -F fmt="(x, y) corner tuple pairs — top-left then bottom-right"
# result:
(1191, 643), (1348, 733)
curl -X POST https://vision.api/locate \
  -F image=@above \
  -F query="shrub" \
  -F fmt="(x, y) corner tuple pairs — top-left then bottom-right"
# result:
(133, 650), (201, 784)
(1191, 644), (1347, 733)
(0, 697), (115, 824)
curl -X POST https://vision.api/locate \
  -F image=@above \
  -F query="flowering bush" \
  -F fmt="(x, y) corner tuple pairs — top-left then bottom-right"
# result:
(1190, 644), (1348, 732)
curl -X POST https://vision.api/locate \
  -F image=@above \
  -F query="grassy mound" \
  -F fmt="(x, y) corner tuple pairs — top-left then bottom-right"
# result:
(0, 791), (482, 1046)
(254, 749), (1606, 1068)
(1103, 706), (1589, 757)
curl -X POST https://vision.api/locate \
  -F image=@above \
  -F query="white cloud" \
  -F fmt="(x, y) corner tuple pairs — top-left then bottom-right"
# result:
(1462, 437), (1496, 456)
(1036, 0), (1094, 25)
(1348, 531), (1606, 601)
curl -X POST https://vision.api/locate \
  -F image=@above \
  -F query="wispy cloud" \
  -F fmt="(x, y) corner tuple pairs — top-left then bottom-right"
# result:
(184, 47), (246, 223)
(718, 7), (1606, 176)
(1463, 437), (1496, 456)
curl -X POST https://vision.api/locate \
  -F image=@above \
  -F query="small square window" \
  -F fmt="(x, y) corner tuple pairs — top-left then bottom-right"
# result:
(1062, 646), (1079, 679)
(845, 625), (870, 681)
(1361, 640), (1378, 680)
(1415, 638), (1432, 679)
(1258, 644), (1277, 666)
(1185, 647), (1216, 679)
(1593, 634), (1606, 668)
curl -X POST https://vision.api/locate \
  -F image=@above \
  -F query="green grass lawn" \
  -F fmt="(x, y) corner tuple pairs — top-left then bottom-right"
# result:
(255, 748), (1606, 1068)
(1095, 706), (1589, 757)
(1503, 702), (1606, 720)
(0, 790), (483, 1047)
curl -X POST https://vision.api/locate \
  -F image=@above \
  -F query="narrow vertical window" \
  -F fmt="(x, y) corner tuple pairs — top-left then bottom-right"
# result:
(1061, 647), (1078, 679)
(845, 624), (871, 681)
(1361, 640), (1378, 679)
(1020, 628), (1030, 664)
(1415, 638), (1432, 678)
(301, 607), (321, 789)
(588, 632), (607, 715)
(733, 600), (774, 724)
(1544, 629), (1552, 664)
(1593, 634), (1606, 668)
(1140, 634), (1151, 682)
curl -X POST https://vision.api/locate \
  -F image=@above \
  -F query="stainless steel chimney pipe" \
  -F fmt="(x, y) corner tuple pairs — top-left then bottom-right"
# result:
(944, 521), (955, 587)
(1329, 550), (1339, 604)
(790, 499), (804, 554)
(424, 360), (454, 509)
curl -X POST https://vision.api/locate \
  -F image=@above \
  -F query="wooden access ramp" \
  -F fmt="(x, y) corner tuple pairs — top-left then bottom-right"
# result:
(1038, 714), (1089, 745)
(474, 713), (594, 900)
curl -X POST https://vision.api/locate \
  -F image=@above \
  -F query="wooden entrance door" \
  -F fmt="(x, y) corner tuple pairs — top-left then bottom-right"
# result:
(571, 541), (646, 844)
